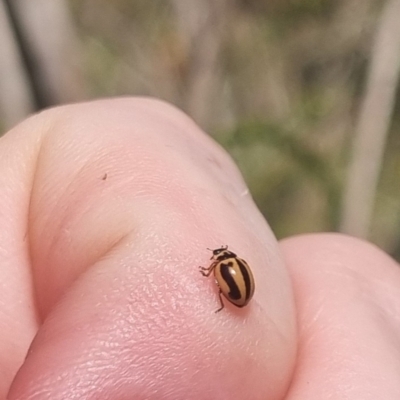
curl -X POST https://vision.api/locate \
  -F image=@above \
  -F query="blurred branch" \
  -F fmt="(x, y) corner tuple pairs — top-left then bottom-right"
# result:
(4, 0), (86, 107)
(340, 0), (400, 237)
(170, 0), (230, 128)
(0, 0), (34, 130)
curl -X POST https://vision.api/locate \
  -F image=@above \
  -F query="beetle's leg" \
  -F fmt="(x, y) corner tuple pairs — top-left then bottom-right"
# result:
(199, 260), (217, 270)
(199, 268), (214, 277)
(215, 289), (225, 313)
(199, 261), (217, 276)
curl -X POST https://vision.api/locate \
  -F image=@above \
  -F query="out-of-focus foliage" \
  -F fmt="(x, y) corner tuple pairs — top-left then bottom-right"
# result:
(66, 0), (400, 256)
(6, 0), (400, 255)
(218, 120), (341, 238)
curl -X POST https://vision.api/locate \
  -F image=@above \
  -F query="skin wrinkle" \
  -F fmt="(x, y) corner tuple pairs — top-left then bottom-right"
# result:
(27, 130), (84, 318)
(25, 121), (46, 329)
(34, 181), (151, 313)
(0, 114), (50, 395)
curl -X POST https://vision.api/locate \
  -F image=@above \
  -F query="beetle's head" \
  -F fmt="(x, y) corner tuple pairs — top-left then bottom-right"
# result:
(207, 245), (236, 260)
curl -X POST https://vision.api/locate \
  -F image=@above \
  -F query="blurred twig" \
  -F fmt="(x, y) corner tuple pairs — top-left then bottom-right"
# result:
(340, 0), (400, 237)
(170, 0), (229, 128)
(0, 0), (34, 130)
(3, 0), (86, 107)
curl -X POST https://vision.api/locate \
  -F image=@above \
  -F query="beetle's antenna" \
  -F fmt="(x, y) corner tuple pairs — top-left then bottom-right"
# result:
(206, 248), (213, 252)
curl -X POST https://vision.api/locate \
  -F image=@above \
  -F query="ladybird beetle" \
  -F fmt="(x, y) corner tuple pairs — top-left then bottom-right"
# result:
(199, 245), (255, 313)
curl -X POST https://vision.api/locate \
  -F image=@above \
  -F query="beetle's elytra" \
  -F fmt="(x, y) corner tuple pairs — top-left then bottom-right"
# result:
(199, 246), (255, 313)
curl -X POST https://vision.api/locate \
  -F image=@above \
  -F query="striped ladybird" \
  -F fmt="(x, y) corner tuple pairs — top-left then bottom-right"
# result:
(199, 245), (255, 313)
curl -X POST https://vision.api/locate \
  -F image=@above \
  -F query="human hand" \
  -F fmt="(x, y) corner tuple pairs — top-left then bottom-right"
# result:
(2, 98), (400, 399)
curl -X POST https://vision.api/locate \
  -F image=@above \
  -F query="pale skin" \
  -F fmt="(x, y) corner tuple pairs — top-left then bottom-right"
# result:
(1, 98), (400, 399)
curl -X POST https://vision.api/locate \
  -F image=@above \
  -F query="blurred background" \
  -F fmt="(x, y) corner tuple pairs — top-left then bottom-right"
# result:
(1, 0), (400, 258)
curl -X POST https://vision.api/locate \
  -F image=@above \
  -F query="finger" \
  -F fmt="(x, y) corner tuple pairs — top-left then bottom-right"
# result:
(280, 234), (400, 400)
(5, 98), (297, 399)
(0, 115), (42, 397)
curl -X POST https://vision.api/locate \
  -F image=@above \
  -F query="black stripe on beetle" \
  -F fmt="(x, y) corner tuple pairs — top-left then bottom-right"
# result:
(236, 258), (252, 301)
(220, 261), (242, 301)
(199, 246), (255, 313)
